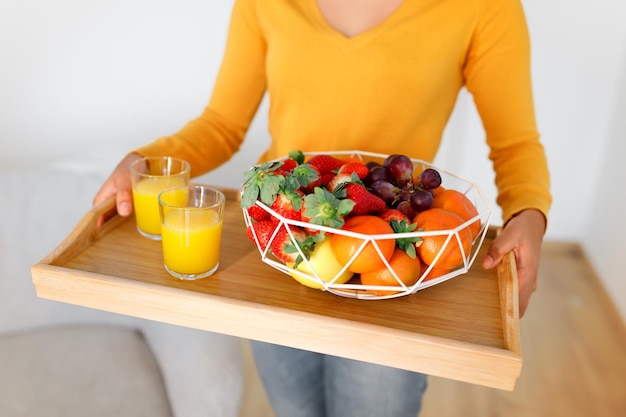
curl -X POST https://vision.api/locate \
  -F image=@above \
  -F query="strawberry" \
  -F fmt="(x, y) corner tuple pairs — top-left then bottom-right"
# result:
(302, 165), (322, 193)
(307, 154), (345, 175)
(274, 150), (305, 176)
(270, 226), (320, 265)
(301, 187), (355, 232)
(389, 219), (422, 259)
(241, 161), (285, 208)
(274, 158), (298, 176)
(246, 220), (277, 251)
(285, 163), (319, 192)
(379, 208), (410, 224)
(301, 166), (337, 194)
(270, 189), (304, 223)
(319, 172), (336, 188)
(327, 171), (363, 193)
(343, 183), (386, 216)
(336, 162), (369, 180)
(246, 204), (271, 222)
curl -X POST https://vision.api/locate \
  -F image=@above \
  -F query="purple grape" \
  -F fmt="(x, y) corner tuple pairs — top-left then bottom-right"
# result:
(410, 189), (434, 212)
(369, 180), (399, 206)
(364, 165), (391, 186)
(383, 154), (414, 187)
(396, 201), (416, 220)
(366, 161), (381, 170)
(396, 188), (413, 204)
(419, 168), (442, 190)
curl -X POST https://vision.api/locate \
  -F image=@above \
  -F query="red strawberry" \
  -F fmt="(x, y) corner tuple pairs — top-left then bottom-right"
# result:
(388, 218), (421, 259)
(241, 161), (286, 208)
(302, 168), (334, 194)
(319, 172), (336, 188)
(247, 204), (271, 222)
(307, 154), (345, 175)
(343, 183), (386, 216)
(275, 150), (305, 176)
(336, 162), (369, 180)
(246, 220), (277, 251)
(379, 208), (410, 224)
(327, 172), (360, 193)
(289, 164), (321, 193)
(270, 189), (304, 223)
(269, 226), (308, 264)
(302, 166), (322, 193)
(301, 187), (355, 232)
(274, 158), (298, 176)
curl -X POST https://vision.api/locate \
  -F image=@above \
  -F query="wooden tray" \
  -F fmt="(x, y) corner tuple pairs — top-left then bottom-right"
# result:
(31, 187), (521, 390)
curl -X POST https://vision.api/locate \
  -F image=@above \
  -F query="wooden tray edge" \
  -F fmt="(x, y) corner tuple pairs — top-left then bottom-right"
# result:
(493, 228), (522, 358)
(31, 261), (522, 391)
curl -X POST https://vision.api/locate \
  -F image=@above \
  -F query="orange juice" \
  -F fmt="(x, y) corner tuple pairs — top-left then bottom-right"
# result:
(161, 209), (223, 276)
(133, 177), (187, 237)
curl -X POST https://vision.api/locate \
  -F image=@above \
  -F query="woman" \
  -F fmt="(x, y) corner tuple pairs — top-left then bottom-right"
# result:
(95, 0), (550, 416)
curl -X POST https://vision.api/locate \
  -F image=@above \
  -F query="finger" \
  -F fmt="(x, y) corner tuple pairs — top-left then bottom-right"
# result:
(519, 291), (530, 318)
(482, 233), (515, 269)
(518, 271), (536, 318)
(93, 180), (116, 207)
(116, 186), (134, 217)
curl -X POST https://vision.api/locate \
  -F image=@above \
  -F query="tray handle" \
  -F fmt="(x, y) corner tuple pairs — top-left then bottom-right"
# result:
(497, 231), (521, 356)
(36, 196), (126, 266)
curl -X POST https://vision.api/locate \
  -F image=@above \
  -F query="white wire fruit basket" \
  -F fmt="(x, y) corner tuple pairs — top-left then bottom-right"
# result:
(242, 150), (493, 300)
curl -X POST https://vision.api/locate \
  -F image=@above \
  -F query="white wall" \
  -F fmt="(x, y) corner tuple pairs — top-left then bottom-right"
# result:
(1, 0), (624, 321)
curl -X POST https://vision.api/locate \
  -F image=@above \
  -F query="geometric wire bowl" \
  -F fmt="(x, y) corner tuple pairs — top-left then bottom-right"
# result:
(242, 150), (493, 300)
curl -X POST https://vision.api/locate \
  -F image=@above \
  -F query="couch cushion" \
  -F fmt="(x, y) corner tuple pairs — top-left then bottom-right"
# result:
(0, 324), (173, 417)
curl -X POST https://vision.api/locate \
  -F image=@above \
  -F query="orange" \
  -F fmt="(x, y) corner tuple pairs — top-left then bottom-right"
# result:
(432, 189), (480, 238)
(330, 215), (395, 273)
(412, 208), (473, 270)
(419, 261), (449, 282)
(431, 185), (445, 198)
(341, 156), (366, 164)
(361, 248), (421, 296)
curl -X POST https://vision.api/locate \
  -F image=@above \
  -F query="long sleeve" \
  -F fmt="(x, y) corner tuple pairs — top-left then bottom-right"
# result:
(464, 0), (551, 222)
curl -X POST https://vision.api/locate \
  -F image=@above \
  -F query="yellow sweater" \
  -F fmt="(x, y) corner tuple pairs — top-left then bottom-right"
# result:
(137, 0), (551, 223)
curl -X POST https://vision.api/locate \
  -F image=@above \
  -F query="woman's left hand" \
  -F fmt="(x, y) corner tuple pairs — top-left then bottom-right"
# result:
(482, 209), (546, 318)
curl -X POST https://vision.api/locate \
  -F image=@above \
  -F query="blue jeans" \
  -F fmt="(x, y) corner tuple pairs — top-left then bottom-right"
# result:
(250, 341), (428, 417)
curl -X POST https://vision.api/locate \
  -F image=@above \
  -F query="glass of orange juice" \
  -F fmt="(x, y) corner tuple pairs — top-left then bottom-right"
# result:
(158, 185), (225, 280)
(130, 156), (190, 240)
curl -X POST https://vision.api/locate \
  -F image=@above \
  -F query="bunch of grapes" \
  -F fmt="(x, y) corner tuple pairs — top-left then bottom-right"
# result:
(364, 154), (442, 219)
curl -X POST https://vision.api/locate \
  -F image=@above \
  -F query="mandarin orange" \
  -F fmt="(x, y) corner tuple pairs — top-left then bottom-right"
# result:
(330, 215), (395, 273)
(432, 189), (480, 238)
(341, 156), (366, 164)
(413, 208), (473, 270)
(419, 261), (449, 282)
(361, 248), (421, 296)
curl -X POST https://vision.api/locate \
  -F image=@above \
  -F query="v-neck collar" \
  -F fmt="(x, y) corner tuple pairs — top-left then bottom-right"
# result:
(310, 0), (409, 44)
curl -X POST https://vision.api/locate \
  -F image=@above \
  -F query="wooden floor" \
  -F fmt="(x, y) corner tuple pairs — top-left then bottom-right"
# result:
(239, 241), (626, 417)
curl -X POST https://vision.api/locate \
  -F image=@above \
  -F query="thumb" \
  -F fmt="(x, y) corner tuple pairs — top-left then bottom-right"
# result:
(482, 233), (514, 269)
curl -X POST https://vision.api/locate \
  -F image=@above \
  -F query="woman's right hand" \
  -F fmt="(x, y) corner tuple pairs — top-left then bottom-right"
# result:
(93, 152), (143, 219)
